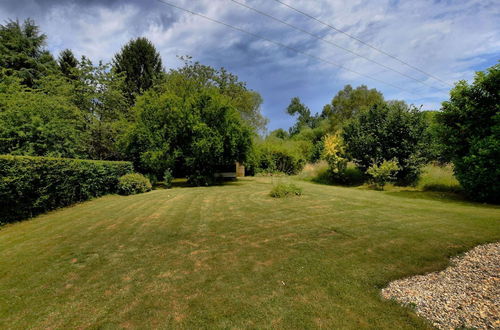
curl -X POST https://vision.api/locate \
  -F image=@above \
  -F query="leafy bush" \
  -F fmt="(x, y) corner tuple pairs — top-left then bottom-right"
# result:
(367, 159), (400, 190)
(253, 138), (306, 175)
(270, 182), (303, 198)
(117, 173), (152, 195)
(437, 63), (499, 203)
(163, 168), (173, 188)
(322, 133), (347, 180)
(0, 155), (133, 224)
(343, 101), (427, 185)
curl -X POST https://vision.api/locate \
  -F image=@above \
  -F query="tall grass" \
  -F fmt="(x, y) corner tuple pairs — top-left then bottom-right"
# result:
(417, 163), (463, 193)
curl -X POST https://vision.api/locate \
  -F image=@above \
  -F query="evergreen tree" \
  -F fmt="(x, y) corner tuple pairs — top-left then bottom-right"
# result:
(0, 18), (57, 87)
(112, 37), (163, 103)
(58, 49), (79, 79)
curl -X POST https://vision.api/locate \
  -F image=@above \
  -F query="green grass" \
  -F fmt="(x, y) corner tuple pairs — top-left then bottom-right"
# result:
(417, 163), (462, 193)
(1, 177), (499, 329)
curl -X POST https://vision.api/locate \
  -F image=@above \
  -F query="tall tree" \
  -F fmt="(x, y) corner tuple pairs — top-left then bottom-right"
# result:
(175, 57), (268, 132)
(286, 97), (319, 135)
(58, 49), (78, 79)
(0, 18), (57, 87)
(322, 85), (384, 128)
(112, 37), (163, 103)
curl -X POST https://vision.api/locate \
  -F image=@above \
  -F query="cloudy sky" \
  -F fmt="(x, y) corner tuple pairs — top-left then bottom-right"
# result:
(1, 0), (499, 130)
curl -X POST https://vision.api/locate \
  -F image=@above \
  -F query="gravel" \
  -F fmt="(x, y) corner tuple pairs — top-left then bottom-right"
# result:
(381, 242), (500, 329)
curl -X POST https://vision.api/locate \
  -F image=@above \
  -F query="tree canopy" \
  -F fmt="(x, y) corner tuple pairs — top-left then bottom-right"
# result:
(322, 84), (384, 128)
(0, 18), (57, 87)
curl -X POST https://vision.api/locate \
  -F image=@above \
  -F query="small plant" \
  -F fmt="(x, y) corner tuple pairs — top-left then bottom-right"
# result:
(322, 133), (347, 178)
(270, 182), (303, 198)
(367, 159), (399, 190)
(118, 173), (152, 195)
(163, 168), (173, 188)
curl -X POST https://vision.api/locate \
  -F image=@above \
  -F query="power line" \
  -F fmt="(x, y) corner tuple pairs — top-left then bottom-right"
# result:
(229, 0), (446, 92)
(271, 0), (454, 87)
(155, 0), (422, 96)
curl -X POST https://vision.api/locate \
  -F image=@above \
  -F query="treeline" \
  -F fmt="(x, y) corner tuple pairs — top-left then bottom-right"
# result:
(0, 19), (265, 185)
(252, 70), (499, 203)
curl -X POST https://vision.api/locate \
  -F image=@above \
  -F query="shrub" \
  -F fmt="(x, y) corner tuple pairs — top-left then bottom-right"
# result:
(367, 159), (400, 190)
(253, 138), (306, 175)
(117, 173), (152, 195)
(436, 63), (499, 203)
(343, 101), (427, 185)
(0, 155), (133, 224)
(163, 168), (173, 188)
(270, 182), (303, 198)
(322, 133), (347, 180)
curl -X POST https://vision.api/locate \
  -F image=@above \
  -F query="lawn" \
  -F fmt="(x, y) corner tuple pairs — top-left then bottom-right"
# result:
(1, 177), (499, 329)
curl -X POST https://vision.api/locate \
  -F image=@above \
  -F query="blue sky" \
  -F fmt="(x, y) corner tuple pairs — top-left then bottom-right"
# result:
(1, 0), (499, 131)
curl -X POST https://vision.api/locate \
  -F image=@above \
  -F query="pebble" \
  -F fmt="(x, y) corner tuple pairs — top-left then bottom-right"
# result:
(381, 242), (500, 329)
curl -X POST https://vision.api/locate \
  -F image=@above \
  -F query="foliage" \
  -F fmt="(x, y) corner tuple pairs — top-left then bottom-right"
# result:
(0, 73), (86, 158)
(175, 57), (267, 132)
(436, 63), (499, 203)
(286, 97), (320, 135)
(322, 133), (347, 178)
(269, 182), (303, 198)
(252, 137), (307, 175)
(70, 57), (131, 160)
(113, 37), (164, 103)
(163, 168), (174, 188)
(343, 102), (427, 185)
(117, 173), (152, 195)
(417, 163), (462, 193)
(322, 84), (384, 128)
(57, 49), (78, 79)
(124, 80), (252, 185)
(0, 18), (57, 87)
(0, 155), (133, 223)
(366, 159), (400, 190)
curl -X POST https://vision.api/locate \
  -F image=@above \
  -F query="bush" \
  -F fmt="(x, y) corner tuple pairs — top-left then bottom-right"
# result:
(437, 63), (499, 203)
(117, 173), (152, 195)
(163, 168), (173, 188)
(253, 138), (306, 175)
(0, 155), (133, 224)
(367, 159), (399, 190)
(270, 182), (303, 198)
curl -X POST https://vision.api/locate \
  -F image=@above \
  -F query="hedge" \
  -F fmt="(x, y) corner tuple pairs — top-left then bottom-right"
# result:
(0, 155), (133, 224)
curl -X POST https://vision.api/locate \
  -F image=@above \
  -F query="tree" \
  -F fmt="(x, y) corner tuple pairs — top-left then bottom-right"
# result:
(343, 102), (427, 185)
(70, 57), (131, 160)
(175, 57), (268, 132)
(322, 85), (384, 128)
(0, 18), (57, 87)
(58, 49), (79, 79)
(0, 72), (86, 158)
(123, 77), (253, 185)
(436, 63), (499, 203)
(113, 37), (164, 103)
(286, 97), (319, 135)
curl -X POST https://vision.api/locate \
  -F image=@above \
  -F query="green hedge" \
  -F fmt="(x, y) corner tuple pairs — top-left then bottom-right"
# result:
(0, 155), (133, 224)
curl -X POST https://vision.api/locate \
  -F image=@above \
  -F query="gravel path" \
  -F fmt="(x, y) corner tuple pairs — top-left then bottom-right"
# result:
(381, 242), (499, 329)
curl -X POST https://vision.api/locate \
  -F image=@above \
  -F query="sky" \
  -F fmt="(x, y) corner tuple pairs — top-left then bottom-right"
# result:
(1, 0), (499, 131)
